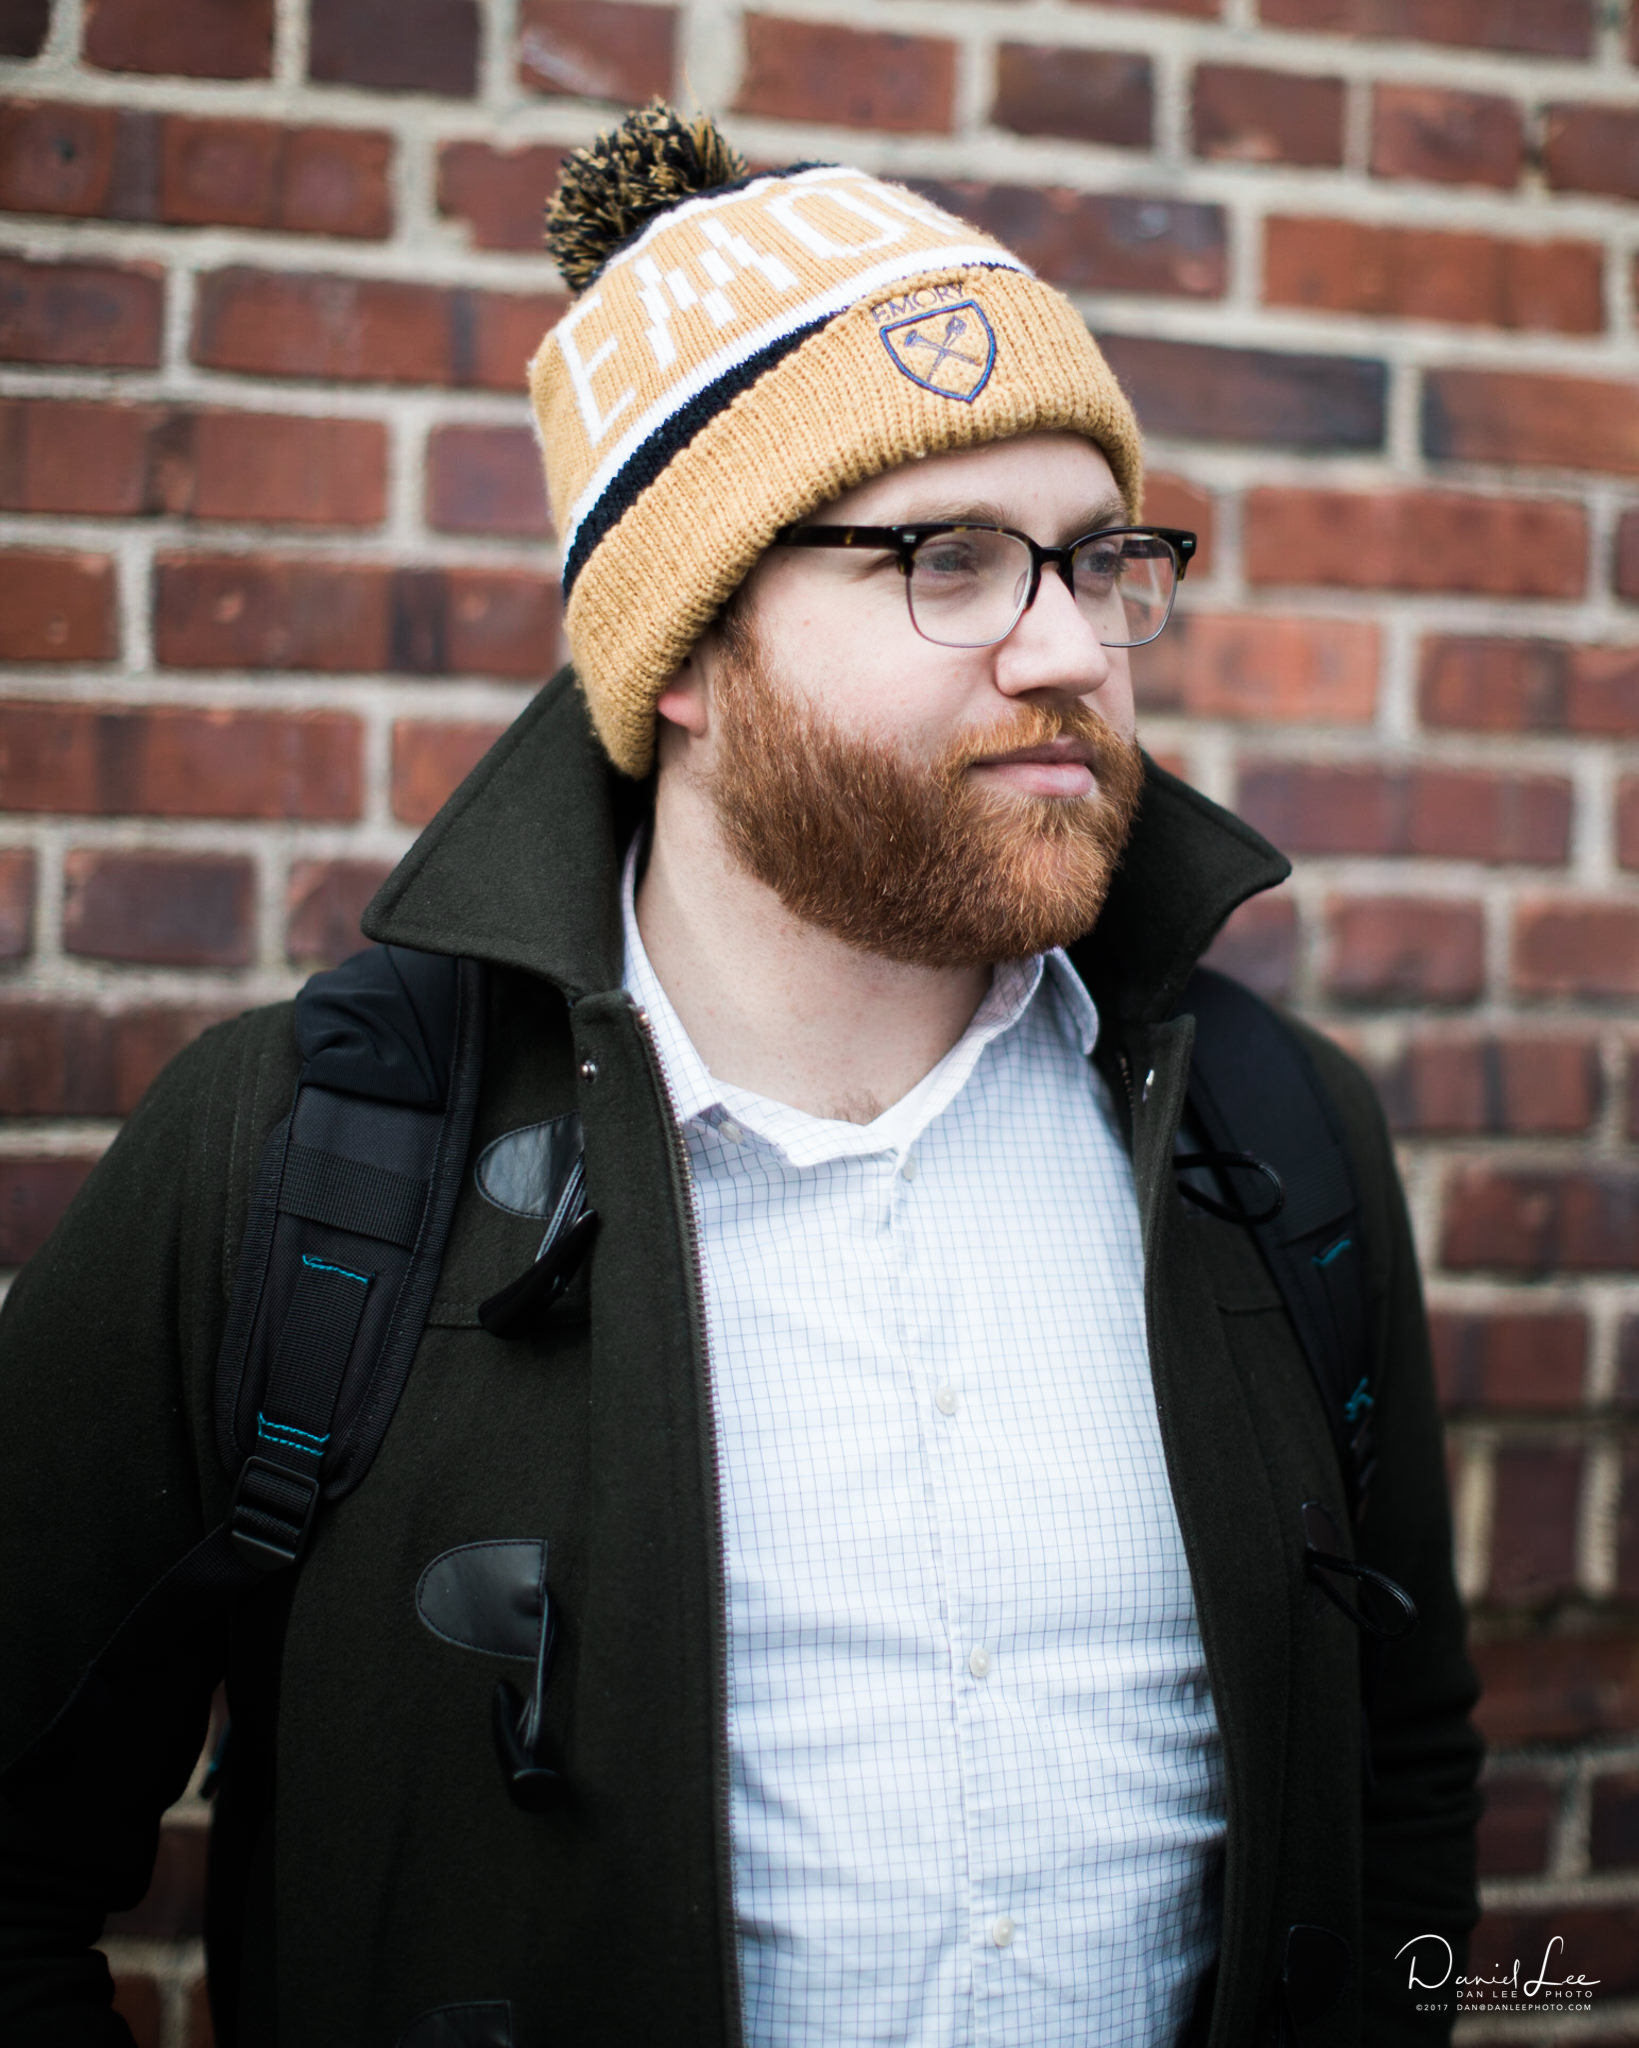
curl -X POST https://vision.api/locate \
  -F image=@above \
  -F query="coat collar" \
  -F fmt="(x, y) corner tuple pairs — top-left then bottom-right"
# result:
(364, 668), (1291, 1023)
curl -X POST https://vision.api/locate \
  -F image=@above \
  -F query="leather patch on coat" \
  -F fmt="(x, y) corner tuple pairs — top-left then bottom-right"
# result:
(395, 2002), (514, 2048)
(474, 1114), (582, 1221)
(416, 1540), (546, 1661)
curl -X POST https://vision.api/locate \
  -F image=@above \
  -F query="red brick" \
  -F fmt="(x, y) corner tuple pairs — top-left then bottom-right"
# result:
(1376, 1035), (1598, 1137)
(1618, 780), (1639, 872)
(190, 267), (563, 390)
(1429, 1311), (1586, 1411)
(917, 182), (1224, 297)
(1238, 762), (1571, 864)
(0, 848), (34, 958)
(426, 424), (550, 537)
(1591, 1768), (1639, 1869)
(1420, 637), (1639, 737)
(1514, 900), (1639, 1000)
(159, 118), (391, 238)
(1191, 64), (1344, 167)
(188, 1977), (213, 2048)
(0, 1156), (97, 1265)
(1324, 896), (1483, 1005)
(1201, 891), (1297, 1000)
(1142, 474), (1213, 574)
(287, 860), (395, 967)
(1476, 1634), (1639, 1744)
(1424, 369), (1639, 478)
(63, 850), (254, 967)
(0, 252), (163, 367)
(1265, 217), (1602, 334)
(0, 549), (117, 662)
(0, 703), (361, 820)
(737, 16), (956, 134)
(518, 0), (675, 104)
(1629, 1048), (1639, 1148)
(1095, 335), (1384, 450)
(1477, 1773), (1558, 1878)
(111, 1975), (162, 2048)
(1620, 510), (1639, 603)
(0, 0), (49, 57)
(1489, 1445), (1582, 1602)
(1441, 1165), (1639, 1274)
(437, 140), (567, 253)
(1072, 0), (1217, 15)
(309, 0), (477, 95)
(1623, 1447), (1639, 1599)
(1470, 1906), (1639, 2000)
(0, 1002), (233, 1116)
(0, 100), (121, 217)
(1245, 488), (1586, 598)
(84, 0), (272, 77)
(0, 397), (154, 514)
(1544, 103), (1639, 202)
(1136, 613), (1378, 725)
(106, 1820), (208, 1937)
(993, 45), (1153, 149)
(1370, 83), (1523, 188)
(1256, 0), (1592, 58)
(392, 720), (507, 824)
(444, 568), (563, 677)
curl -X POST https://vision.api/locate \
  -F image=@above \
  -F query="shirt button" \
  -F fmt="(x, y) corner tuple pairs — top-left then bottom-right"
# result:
(991, 1915), (1015, 1948)
(968, 1646), (991, 1679)
(719, 1119), (743, 1145)
(900, 1150), (918, 1181)
(936, 1385), (958, 1416)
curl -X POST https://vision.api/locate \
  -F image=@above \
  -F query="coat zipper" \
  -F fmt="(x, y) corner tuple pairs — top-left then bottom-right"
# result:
(631, 1001), (745, 2048)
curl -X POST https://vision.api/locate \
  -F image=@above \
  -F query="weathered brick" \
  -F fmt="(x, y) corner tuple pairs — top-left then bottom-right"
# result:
(111, 1976), (161, 2048)
(1376, 1034), (1598, 1137)
(191, 267), (563, 390)
(915, 183), (1224, 298)
(1095, 335), (1384, 450)
(0, 549), (117, 662)
(1476, 1773), (1558, 1878)
(106, 1821), (208, 1938)
(1441, 1165), (1639, 1275)
(309, 0), (477, 95)
(84, 0), (272, 78)
(993, 45), (1153, 149)
(1591, 1768), (1639, 1870)
(1245, 488), (1586, 598)
(1142, 473), (1213, 574)
(1424, 369), (1639, 478)
(0, 703), (361, 820)
(158, 118), (391, 238)
(737, 16), (956, 134)
(1475, 1636), (1639, 1745)
(286, 859), (394, 967)
(1325, 896), (1483, 1005)
(518, 0), (675, 104)
(1618, 779), (1639, 872)
(0, 848), (34, 958)
(1238, 762), (1571, 864)
(1370, 83), (1523, 188)
(1191, 64), (1343, 167)
(0, 0), (49, 58)
(1514, 900), (1639, 1000)
(1134, 613), (1377, 724)
(426, 423), (550, 537)
(1201, 892), (1297, 1000)
(1420, 637), (1639, 736)
(0, 1002), (232, 1116)
(1470, 1907), (1639, 1999)
(0, 396), (154, 513)
(438, 567), (563, 677)
(392, 719), (507, 824)
(63, 850), (255, 967)
(1544, 103), (1639, 203)
(1489, 1446), (1582, 1603)
(0, 252), (163, 367)
(0, 100), (122, 217)
(437, 140), (566, 253)
(1429, 1311), (1586, 1411)
(0, 1156), (97, 1266)
(1256, 0), (1592, 58)
(1620, 510), (1639, 602)
(1265, 217), (1601, 334)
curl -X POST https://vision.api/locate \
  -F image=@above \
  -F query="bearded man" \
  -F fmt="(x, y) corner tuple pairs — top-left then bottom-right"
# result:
(0, 106), (1479, 2048)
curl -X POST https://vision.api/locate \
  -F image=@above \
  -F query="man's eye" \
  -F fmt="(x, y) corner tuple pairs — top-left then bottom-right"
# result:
(1075, 546), (1122, 584)
(915, 542), (982, 578)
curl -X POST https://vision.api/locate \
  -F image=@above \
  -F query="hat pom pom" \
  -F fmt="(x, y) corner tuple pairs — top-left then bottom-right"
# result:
(544, 100), (749, 292)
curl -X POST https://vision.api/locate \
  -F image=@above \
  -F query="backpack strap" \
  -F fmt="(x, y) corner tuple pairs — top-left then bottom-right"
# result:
(1178, 966), (1377, 1525)
(5, 946), (483, 1781)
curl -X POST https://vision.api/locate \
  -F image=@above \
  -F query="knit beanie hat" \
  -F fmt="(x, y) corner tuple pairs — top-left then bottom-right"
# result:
(528, 104), (1145, 778)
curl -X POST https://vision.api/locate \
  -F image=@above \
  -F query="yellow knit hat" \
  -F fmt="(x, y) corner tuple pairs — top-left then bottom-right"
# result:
(529, 104), (1145, 778)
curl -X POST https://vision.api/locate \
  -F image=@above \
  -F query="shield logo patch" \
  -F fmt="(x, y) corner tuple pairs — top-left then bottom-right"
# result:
(878, 299), (996, 403)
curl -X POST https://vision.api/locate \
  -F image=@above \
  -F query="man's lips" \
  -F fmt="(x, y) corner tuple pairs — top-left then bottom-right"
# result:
(970, 735), (1099, 797)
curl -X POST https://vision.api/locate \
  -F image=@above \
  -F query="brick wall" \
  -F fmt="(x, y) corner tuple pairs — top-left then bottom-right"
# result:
(3, 0), (1637, 2039)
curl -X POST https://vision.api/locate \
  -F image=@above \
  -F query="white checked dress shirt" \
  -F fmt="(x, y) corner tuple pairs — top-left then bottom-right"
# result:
(622, 850), (1226, 2047)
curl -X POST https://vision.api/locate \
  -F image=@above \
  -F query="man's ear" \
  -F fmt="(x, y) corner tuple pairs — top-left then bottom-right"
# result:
(655, 638), (714, 739)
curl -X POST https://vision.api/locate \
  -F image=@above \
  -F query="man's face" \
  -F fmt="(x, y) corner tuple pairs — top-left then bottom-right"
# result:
(660, 431), (1147, 969)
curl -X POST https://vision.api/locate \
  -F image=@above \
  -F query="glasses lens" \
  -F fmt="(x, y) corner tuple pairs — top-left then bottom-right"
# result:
(906, 527), (1033, 649)
(1073, 532), (1178, 648)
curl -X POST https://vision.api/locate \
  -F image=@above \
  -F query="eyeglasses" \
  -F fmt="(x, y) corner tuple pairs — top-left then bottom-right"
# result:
(773, 522), (1197, 650)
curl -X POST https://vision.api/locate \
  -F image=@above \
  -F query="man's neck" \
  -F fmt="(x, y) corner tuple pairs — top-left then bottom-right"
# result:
(635, 778), (991, 1126)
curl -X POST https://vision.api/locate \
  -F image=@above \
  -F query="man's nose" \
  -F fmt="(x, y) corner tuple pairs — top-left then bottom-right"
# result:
(992, 562), (1113, 697)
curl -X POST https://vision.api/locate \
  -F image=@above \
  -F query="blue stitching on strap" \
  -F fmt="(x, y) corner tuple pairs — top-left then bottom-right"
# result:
(1343, 1376), (1374, 1423)
(1313, 1235), (1352, 1269)
(256, 1412), (330, 1457)
(300, 1252), (370, 1286)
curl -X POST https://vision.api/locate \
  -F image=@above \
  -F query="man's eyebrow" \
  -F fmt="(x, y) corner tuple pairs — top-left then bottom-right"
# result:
(892, 497), (1130, 538)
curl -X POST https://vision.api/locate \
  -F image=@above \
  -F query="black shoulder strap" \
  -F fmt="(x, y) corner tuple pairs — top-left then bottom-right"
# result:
(1179, 966), (1377, 1524)
(4, 946), (483, 1782)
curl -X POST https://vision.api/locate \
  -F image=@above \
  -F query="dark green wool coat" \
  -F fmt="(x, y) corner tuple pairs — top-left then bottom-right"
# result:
(0, 672), (1481, 2048)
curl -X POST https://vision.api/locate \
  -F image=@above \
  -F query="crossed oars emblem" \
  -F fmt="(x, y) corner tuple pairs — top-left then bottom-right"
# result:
(899, 312), (986, 383)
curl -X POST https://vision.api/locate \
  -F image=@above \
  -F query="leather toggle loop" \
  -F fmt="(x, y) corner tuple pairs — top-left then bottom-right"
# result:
(1302, 1500), (1417, 1640)
(492, 1595), (567, 1812)
(1173, 1149), (1284, 1227)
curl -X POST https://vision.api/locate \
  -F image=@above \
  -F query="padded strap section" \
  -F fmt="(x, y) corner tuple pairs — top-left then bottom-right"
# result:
(279, 1141), (426, 1249)
(258, 1253), (373, 1458)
